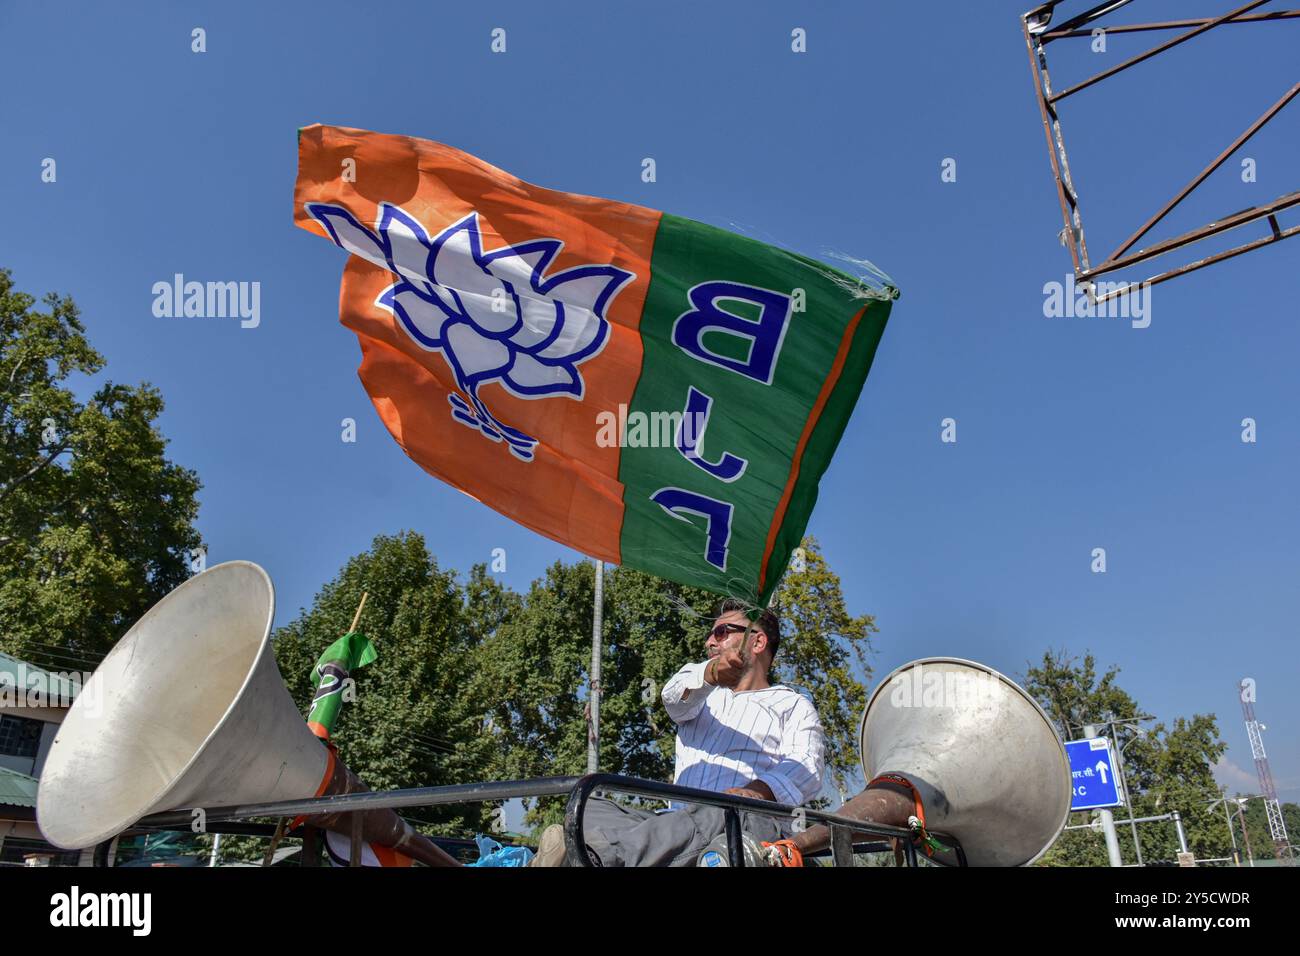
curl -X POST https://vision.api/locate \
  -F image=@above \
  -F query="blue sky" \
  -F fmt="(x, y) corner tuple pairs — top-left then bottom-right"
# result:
(4, 0), (1298, 811)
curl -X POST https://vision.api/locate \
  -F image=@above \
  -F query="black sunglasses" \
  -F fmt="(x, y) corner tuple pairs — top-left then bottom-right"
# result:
(708, 622), (752, 641)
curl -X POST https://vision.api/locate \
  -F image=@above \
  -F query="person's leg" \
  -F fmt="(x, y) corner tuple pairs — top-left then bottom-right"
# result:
(578, 797), (661, 867)
(742, 808), (789, 843)
(654, 805), (732, 867)
(662, 804), (800, 866)
(582, 803), (736, 867)
(572, 799), (803, 868)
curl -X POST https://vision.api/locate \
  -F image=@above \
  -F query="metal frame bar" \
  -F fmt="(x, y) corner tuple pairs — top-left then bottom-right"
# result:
(1023, 14), (1090, 273)
(1021, 1), (1300, 300)
(1026, 1), (1142, 38)
(1044, 1), (1142, 38)
(1090, 193), (1300, 302)
(1048, 0), (1271, 104)
(135, 773), (966, 868)
(1044, 9), (1300, 38)
(1107, 84), (1300, 263)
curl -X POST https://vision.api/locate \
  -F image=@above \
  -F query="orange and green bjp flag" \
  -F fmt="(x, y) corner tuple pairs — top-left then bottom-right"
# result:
(295, 124), (894, 605)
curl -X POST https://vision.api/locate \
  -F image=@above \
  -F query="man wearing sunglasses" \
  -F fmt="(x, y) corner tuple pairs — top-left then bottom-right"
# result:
(531, 598), (824, 866)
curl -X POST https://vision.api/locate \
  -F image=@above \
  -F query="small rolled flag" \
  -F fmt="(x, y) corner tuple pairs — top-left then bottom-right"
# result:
(307, 631), (377, 739)
(296, 124), (894, 604)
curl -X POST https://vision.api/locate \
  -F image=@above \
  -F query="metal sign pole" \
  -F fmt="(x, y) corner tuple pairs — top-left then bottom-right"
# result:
(1085, 724), (1123, 866)
(1108, 718), (1143, 866)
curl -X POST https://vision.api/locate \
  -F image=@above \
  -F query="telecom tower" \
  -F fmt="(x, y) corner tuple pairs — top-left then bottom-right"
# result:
(1239, 679), (1294, 864)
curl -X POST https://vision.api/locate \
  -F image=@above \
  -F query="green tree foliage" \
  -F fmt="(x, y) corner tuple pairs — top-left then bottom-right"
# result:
(270, 532), (510, 837)
(0, 269), (201, 667)
(467, 558), (603, 794)
(1226, 795), (1300, 863)
(1024, 651), (1229, 866)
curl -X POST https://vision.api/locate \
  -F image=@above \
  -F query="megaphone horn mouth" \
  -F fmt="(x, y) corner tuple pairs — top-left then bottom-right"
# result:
(36, 562), (331, 850)
(860, 657), (1072, 867)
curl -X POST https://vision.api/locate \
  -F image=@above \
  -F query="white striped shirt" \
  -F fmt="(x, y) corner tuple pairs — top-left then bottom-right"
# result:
(660, 660), (825, 807)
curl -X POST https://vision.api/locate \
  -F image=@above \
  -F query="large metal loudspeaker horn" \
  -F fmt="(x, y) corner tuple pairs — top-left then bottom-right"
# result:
(37, 561), (447, 865)
(859, 657), (1071, 866)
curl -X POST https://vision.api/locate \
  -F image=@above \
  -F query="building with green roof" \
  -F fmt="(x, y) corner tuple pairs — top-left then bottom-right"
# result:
(0, 653), (89, 866)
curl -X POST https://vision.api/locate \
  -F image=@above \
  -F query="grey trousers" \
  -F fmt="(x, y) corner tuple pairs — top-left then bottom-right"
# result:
(578, 796), (790, 867)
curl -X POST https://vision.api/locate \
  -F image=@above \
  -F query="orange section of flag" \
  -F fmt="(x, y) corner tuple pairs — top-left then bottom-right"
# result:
(295, 124), (661, 562)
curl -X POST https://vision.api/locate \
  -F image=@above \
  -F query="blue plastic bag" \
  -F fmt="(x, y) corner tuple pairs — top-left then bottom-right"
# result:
(466, 833), (534, 867)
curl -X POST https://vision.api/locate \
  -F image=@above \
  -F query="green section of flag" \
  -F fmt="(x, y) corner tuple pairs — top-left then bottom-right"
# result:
(761, 294), (890, 593)
(306, 631), (377, 735)
(618, 213), (892, 604)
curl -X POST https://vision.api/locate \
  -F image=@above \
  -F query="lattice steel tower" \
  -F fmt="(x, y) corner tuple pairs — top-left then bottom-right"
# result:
(1239, 678), (1294, 864)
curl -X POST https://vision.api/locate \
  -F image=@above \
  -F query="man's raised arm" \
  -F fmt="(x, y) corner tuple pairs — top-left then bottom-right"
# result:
(660, 661), (712, 725)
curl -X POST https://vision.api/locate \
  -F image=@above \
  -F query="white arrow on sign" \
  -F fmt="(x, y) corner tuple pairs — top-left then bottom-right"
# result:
(1095, 760), (1109, 785)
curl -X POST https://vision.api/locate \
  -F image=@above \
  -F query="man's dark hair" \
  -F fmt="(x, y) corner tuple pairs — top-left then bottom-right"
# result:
(714, 597), (781, 661)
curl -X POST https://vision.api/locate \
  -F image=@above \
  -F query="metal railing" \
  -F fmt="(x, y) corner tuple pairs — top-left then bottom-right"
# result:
(135, 773), (966, 867)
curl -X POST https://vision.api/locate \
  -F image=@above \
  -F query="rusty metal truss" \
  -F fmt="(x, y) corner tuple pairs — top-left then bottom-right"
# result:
(1022, 1), (1299, 302)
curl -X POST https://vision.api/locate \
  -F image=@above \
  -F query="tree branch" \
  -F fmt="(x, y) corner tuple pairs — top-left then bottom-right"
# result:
(0, 443), (70, 504)
(0, 350), (31, 425)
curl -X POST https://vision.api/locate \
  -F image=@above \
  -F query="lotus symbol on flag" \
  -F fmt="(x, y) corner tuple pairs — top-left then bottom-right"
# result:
(306, 202), (634, 460)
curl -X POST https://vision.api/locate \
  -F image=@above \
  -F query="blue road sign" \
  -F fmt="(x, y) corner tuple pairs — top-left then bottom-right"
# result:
(1066, 738), (1122, 811)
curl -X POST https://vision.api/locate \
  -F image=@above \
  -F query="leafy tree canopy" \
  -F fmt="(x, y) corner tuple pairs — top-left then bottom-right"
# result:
(1024, 651), (1230, 866)
(0, 269), (201, 669)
